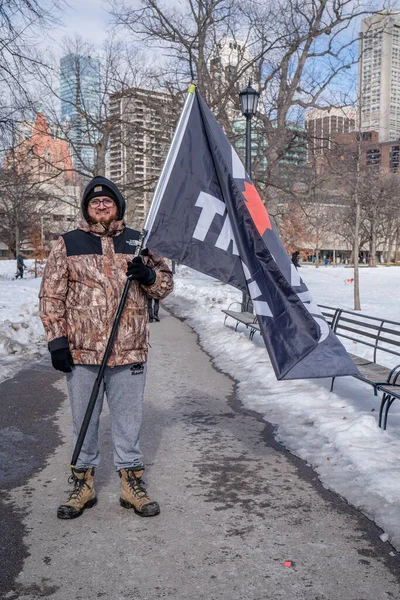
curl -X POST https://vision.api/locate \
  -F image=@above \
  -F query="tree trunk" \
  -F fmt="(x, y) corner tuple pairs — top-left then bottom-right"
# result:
(369, 218), (377, 267)
(385, 235), (393, 265)
(352, 171), (361, 307)
(15, 224), (20, 258)
(94, 130), (109, 177)
(353, 193), (361, 310)
(395, 228), (400, 263)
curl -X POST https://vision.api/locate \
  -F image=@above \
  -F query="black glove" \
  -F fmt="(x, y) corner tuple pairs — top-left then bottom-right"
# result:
(126, 257), (156, 286)
(51, 348), (74, 373)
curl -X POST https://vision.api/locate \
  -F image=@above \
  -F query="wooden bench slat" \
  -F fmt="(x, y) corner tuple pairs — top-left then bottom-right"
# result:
(337, 324), (400, 348)
(338, 316), (384, 331)
(355, 365), (392, 383)
(222, 310), (255, 325)
(338, 315), (400, 337)
(336, 324), (380, 340)
(347, 353), (374, 366)
(347, 354), (391, 378)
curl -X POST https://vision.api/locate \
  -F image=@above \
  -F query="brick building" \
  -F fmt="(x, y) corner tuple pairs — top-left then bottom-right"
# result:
(334, 131), (400, 173)
(3, 112), (81, 242)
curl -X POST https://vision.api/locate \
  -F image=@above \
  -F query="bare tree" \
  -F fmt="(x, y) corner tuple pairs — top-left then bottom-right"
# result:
(23, 34), (178, 227)
(314, 126), (365, 308)
(0, 164), (53, 257)
(358, 171), (398, 266)
(32, 35), (161, 178)
(110, 0), (255, 124)
(109, 0), (384, 202)
(0, 0), (65, 149)
(274, 197), (318, 261)
(380, 193), (400, 264)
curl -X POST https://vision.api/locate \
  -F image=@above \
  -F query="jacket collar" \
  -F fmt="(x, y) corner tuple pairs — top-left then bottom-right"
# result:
(77, 219), (125, 237)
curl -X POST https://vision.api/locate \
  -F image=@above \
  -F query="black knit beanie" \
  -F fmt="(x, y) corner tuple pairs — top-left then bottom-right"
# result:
(82, 176), (125, 222)
(85, 184), (118, 206)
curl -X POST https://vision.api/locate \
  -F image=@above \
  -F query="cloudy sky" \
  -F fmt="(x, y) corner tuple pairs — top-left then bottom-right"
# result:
(46, 0), (111, 49)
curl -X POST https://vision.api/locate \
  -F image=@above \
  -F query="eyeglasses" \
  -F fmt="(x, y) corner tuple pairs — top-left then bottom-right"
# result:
(88, 198), (115, 208)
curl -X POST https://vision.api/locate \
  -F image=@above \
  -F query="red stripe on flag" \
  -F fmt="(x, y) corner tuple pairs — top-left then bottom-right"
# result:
(242, 182), (272, 236)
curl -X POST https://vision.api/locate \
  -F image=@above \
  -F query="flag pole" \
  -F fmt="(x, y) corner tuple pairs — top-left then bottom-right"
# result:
(70, 229), (146, 469)
(71, 86), (196, 468)
(144, 84), (196, 243)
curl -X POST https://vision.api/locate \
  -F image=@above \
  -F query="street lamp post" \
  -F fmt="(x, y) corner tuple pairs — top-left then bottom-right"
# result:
(239, 81), (260, 312)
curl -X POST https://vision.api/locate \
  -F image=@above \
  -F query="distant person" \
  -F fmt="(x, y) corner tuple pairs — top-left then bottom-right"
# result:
(15, 254), (26, 279)
(147, 295), (160, 322)
(291, 250), (300, 269)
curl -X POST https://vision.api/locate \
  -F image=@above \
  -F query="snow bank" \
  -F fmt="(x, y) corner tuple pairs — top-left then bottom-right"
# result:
(0, 260), (47, 383)
(2, 256), (400, 550)
(164, 265), (400, 549)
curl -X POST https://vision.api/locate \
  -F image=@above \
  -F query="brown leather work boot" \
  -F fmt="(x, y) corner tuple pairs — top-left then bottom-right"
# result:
(119, 467), (160, 517)
(57, 467), (97, 519)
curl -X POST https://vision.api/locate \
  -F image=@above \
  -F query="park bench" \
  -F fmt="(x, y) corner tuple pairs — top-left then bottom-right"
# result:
(222, 302), (259, 335)
(222, 301), (400, 430)
(319, 305), (400, 430)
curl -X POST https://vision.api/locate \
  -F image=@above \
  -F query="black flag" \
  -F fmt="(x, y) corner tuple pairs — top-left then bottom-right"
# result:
(145, 87), (358, 380)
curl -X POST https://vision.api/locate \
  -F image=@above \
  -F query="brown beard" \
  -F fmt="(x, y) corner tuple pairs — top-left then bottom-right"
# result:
(89, 213), (118, 226)
(99, 216), (115, 226)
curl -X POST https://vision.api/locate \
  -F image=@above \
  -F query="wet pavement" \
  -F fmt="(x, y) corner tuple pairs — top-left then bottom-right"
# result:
(1, 308), (400, 599)
(0, 364), (64, 595)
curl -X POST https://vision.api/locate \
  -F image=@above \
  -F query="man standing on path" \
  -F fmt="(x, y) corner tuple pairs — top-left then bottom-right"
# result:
(291, 250), (300, 269)
(39, 176), (173, 520)
(15, 254), (26, 279)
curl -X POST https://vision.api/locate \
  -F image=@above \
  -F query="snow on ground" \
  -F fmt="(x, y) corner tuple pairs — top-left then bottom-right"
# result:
(0, 260), (47, 382)
(163, 264), (400, 550)
(2, 258), (400, 549)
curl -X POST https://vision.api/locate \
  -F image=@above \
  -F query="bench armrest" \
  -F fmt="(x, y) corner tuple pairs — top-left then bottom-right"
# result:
(377, 384), (400, 399)
(226, 301), (243, 311)
(388, 363), (400, 385)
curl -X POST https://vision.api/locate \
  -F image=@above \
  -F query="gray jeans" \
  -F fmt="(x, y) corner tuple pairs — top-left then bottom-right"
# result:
(66, 363), (147, 471)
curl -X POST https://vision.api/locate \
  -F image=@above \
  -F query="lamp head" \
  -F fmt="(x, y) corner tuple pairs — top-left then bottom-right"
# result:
(239, 81), (260, 117)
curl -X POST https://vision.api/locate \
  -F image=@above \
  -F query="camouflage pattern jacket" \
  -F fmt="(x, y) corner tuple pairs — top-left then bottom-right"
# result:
(39, 219), (173, 366)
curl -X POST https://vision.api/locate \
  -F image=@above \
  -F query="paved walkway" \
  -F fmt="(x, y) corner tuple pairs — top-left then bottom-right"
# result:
(2, 308), (400, 599)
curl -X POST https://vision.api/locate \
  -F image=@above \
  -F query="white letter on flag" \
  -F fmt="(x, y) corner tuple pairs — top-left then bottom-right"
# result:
(241, 262), (273, 317)
(193, 192), (225, 241)
(215, 216), (239, 255)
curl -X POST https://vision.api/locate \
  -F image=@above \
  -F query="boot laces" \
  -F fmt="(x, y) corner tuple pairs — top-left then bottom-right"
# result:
(126, 471), (148, 499)
(67, 473), (90, 501)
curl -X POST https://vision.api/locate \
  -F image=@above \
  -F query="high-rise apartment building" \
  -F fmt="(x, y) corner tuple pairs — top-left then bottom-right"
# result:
(60, 54), (101, 171)
(359, 13), (400, 141)
(108, 87), (174, 228)
(305, 107), (356, 158)
(232, 118), (307, 176)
